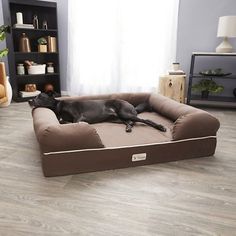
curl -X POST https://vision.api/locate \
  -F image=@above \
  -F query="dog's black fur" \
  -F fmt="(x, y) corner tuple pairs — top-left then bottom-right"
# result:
(29, 92), (166, 132)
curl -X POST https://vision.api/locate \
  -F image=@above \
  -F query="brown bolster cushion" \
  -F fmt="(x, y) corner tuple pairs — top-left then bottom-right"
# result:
(32, 108), (104, 153)
(149, 93), (220, 140)
(172, 112), (220, 140)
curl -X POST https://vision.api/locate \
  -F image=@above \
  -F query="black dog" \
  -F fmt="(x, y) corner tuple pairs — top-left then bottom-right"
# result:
(29, 92), (166, 132)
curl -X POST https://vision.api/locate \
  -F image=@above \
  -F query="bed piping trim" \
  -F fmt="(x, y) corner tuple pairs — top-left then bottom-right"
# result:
(43, 135), (217, 156)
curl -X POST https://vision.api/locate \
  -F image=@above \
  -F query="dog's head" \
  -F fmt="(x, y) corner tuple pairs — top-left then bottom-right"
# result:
(28, 91), (58, 109)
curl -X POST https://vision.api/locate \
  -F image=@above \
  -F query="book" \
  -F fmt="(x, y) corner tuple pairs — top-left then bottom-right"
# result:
(168, 70), (185, 75)
(13, 24), (34, 29)
(19, 90), (41, 98)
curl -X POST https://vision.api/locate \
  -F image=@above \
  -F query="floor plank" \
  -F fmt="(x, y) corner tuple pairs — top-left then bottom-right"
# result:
(0, 103), (235, 236)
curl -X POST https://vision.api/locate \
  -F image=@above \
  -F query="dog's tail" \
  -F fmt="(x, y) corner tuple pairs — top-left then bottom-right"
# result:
(130, 116), (166, 132)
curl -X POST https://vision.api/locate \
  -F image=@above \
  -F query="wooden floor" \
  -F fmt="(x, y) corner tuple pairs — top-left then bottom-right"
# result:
(0, 103), (235, 236)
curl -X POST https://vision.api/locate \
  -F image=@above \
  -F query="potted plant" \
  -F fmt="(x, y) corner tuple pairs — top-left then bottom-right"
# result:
(0, 25), (10, 57)
(0, 24), (12, 107)
(37, 37), (47, 52)
(192, 79), (224, 99)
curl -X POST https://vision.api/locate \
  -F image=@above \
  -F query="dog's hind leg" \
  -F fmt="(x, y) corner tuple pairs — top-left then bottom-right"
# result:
(130, 116), (166, 132)
(109, 118), (134, 132)
(116, 100), (165, 132)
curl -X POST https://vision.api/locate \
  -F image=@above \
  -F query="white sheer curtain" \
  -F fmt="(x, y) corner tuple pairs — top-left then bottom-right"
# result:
(67, 0), (179, 95)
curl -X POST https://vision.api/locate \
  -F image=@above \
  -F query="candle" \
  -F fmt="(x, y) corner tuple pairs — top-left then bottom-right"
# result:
(16, 12), (23, 24)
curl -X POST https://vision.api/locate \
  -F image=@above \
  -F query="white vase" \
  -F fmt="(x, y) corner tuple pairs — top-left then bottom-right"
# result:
(0, 76), (12, 107)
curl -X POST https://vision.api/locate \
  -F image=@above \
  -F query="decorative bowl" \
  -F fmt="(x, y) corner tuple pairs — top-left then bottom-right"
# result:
(28, 64), (46, 75)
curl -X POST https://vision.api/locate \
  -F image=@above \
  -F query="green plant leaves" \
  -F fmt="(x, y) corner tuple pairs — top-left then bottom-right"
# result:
(0, 25), (10, 41)
(0, 48), (9, 58)
(192, 79), (224, 94)
(0, 25), (10, 33)
(37, 37), (47, 45)
(0, 31), (6, 41)
(0, 24), (10, 58)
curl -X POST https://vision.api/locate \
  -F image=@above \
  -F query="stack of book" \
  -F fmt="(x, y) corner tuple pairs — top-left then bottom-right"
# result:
(168, 70), (185, 75)
(19, 90), (41, 98)
(13, 24), (34, 29)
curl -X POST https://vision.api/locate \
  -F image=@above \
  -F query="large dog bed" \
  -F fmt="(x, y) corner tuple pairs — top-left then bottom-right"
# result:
(32, 93), (220, 177)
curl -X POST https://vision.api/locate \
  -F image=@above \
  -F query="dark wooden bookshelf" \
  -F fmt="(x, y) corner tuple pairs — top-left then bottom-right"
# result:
(16, 73), (59, 78)
(12, 28), (58, 32)
(187, 52), (236, 108)
(2, 0), (61, 102)
(14, 52), (59, 55)
(190, 95), (236, 108)
(192, 74), (236, 80)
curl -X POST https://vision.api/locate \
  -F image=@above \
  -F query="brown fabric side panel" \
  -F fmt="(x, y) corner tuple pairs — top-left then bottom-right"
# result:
(149, 93), (200, 121)
(173, 112), (220, 140)
(148, 93), (220, 140)
(32, 108), (104, 153)
(42, 138), (217, 177)
(58, 93), (151, 106)
(32, 108), (60, 139)
(38, 122), (105, 153)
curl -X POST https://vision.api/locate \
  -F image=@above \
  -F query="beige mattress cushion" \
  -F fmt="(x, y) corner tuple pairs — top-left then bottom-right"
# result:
(92, 112), (173, 147)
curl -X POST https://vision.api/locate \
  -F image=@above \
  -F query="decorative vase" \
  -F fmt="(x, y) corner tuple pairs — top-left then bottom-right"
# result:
(201, 90), (209, 99)
(0, 76), (12, 107)
(19, 33), (31, 52)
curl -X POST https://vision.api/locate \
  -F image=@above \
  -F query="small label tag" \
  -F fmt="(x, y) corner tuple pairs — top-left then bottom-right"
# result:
(132, 153), (147, 162)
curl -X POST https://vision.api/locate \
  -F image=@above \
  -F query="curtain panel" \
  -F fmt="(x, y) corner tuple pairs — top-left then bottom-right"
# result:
(67, 0), (179, 95)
